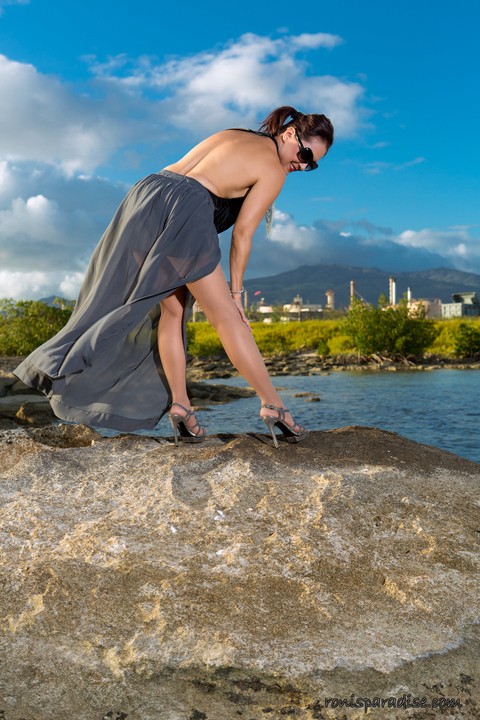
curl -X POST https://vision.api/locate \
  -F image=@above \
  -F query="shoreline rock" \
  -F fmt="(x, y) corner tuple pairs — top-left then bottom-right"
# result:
(188, 350), (480, 380)
(0, 425), (478, 719)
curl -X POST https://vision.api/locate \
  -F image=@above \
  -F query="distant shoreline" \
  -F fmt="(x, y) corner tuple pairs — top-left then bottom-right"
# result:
(187, 351), (480, 381)
(2, 353), (480, 379)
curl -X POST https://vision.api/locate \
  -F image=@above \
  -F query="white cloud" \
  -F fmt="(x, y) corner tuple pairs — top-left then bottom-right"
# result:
(0, 54), (129, 174)
(395, 227), (480, 268)
(0, 160), (126, 274)
(59, 272), (85, 298)
(0, 269), (83, 300)
(290, 33), (344, 50)
(0, 35), (369, 298)
(359, 157), (427, 175)
(88, 33), (366, 138)
(0, 33), (367, 178)
(0, 0), (29, 14)
(241, 213), (480, 279)
(1, 35), (473, 298)
(269, 208), (317, 250)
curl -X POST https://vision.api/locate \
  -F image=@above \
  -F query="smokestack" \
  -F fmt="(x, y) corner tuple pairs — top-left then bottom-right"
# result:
(326, 289), (335, 310)
(389, 276), (397, 307)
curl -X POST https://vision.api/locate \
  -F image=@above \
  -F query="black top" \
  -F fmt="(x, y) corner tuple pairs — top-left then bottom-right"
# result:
(208, 129), (279, 233)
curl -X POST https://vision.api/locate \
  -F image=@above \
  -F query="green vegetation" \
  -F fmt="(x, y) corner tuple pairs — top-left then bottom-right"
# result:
(0, 298), (74, 356)
(187, 319), (341, 357)
(453, 322), (480, 357)
(188, 310), (480, 360)
(342, 299), (438, 358)
(428, 317), (480, 357)
(1, 298), (480, 361)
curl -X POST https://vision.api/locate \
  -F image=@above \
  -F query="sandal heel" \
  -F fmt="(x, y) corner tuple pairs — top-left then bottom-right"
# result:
(261, 403), (307, 449)
(262, 416), (279, 449)
(169, 415), (180, 447)
(168, 403), (207, 446)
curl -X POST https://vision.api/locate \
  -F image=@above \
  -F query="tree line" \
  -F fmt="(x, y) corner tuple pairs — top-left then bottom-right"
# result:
(1, 297), (480, 359)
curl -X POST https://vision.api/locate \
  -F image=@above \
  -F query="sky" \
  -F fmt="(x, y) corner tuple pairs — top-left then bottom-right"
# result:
(0, 0), (479, 300)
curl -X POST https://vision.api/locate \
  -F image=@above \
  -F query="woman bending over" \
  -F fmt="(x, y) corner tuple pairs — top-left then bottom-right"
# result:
(15, 106), (334, 448)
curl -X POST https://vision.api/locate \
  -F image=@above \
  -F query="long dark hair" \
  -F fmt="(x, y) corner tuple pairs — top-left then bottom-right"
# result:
(259, 105), (334, 150)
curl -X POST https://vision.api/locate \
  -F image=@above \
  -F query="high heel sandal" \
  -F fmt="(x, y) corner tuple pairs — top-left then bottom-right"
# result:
(168, 402), (207, 446)
(261, 403), (307, 449)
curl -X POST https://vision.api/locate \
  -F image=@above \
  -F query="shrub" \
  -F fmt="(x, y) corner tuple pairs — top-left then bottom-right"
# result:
(316, 338), (330, 356)
(328, 334), (356, 355)
(186, 322), (223, 356)
(343, 299), (438, 358)
(186, 319), (345, 358)
(0, 298), (73, 356)
(453, 322), (480, 357)
(428, 319), (460, 355)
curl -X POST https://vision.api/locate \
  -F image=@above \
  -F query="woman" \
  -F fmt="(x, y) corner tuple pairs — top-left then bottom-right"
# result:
(15, 106), (334, 448)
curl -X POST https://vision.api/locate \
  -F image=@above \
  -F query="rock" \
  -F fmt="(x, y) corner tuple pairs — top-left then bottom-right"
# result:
(0, 356), (25, 373)
(0, 373), (17, 398)
(0, 394), (52, 418)
(0, 418), (18, 430)
(15, 400), (57, 426)
(29, 422), (102, 448)
(0, 426), (479, 719)
(187, 380), (255, 405)
(9, 378), (43, 395)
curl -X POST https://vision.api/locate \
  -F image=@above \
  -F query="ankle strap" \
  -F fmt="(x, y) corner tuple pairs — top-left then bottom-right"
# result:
(170, 402), (193, 419)
(261, 403), (287, 420)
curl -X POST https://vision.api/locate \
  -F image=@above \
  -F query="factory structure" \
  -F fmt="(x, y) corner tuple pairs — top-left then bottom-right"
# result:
(192, 277), (480, 322)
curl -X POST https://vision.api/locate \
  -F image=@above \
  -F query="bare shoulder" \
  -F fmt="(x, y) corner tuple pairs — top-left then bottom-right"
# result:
(166, 128), (285, 199)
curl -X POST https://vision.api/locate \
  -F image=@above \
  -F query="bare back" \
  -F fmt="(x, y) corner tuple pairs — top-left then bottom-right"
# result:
(164, 130), (286, 239)
(165, 130), (283, 197)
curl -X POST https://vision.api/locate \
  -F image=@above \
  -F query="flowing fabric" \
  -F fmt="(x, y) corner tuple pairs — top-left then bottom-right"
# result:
(14, 170), (221, 431)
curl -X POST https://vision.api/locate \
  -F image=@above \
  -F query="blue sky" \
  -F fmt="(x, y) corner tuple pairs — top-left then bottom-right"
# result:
(0, 0), (478, 299)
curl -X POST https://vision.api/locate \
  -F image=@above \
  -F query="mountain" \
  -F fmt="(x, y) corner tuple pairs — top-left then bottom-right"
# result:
(244, 265), (480, 308)
(38, 296), (74, 306)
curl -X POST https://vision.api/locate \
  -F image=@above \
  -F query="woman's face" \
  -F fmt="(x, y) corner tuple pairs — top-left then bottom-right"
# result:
(280, 127), (328, 174)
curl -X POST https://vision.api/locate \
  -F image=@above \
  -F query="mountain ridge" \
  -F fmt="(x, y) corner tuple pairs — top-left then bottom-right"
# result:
(244, 265), (480, 307)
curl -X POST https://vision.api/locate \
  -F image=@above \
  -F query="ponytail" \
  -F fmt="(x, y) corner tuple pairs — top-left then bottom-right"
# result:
(259, 105), (334, 151)
(259, 106), (300, 135)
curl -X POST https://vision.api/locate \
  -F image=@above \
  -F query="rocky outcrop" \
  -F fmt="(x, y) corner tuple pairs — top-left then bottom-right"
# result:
(0, 425), (479, 719)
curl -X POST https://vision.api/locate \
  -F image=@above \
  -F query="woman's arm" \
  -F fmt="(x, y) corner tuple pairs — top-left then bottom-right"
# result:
(229, 169), (285, 293)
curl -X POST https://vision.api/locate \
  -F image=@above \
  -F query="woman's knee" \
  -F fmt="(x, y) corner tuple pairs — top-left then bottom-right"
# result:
(160, 288), (186, 320)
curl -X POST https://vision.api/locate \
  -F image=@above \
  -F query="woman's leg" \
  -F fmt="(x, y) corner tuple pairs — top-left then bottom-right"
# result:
(187, 265), (302, 429)
(158, 287), (204, 434)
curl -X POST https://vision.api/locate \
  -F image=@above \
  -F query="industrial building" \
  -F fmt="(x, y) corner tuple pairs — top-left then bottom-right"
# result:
(192, 280), (480, 323)
(441, 292), (480, 318)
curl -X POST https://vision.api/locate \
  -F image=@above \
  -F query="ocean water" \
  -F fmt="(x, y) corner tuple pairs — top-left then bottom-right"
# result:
(144, 369), (480, 464)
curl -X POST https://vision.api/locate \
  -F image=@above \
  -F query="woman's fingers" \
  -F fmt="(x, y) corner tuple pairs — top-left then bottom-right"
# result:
(233, 298), (252, 331)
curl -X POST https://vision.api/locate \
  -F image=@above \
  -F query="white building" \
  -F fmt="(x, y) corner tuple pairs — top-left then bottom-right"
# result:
(441, 292), (480, 318)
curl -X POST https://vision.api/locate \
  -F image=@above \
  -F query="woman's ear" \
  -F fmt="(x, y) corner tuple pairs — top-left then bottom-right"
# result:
(282, 126), (296, 143)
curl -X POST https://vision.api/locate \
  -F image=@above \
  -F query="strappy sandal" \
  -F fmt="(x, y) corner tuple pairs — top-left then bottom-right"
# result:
(168, 402), (207, 446)
(261, 403), (307, 449)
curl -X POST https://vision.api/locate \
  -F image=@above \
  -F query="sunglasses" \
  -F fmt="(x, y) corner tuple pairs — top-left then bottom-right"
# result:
(295, 131), (318, 171)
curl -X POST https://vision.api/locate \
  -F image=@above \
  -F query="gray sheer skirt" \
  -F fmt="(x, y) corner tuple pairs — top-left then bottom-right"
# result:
(14, 170), (221, 431)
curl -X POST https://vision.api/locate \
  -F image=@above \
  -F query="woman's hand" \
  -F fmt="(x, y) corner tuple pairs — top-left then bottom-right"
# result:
(232, 295), (252, 332)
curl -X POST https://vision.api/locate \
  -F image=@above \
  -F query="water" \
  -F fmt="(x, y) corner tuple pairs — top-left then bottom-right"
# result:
(145, 369), (480, 464)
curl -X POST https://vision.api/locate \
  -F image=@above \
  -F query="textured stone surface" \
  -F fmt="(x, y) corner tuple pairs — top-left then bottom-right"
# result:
(0, 425), (479, 719)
